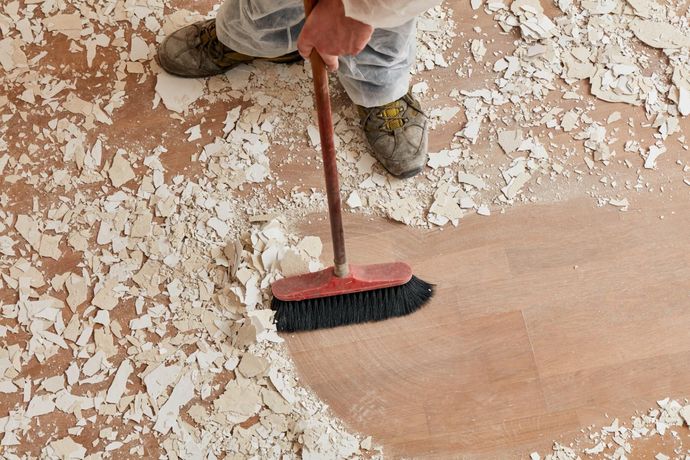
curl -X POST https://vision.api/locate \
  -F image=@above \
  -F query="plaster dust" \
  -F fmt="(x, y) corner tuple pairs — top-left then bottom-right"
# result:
(1, 0), (690, 458)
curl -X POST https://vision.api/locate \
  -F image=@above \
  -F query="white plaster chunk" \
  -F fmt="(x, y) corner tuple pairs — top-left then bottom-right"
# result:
(45, 13), (83, 40)
(498, 130), (523, 155)
(109, 151), (136, 188)
(428, 149), (460, 169)
(153, 372), (195, 434)
(106, 360), (133, 404)
(346, 191), (363, 208)
(644, 145), (665, 169)
(129, 35), (149, 61)
(630, 19), (690, 49)
(458, 172), (487, 190)
(92, 280), (119, 311)
(155, 73), (205, 113)
(43, 437), (87, 460)
(26, 394), (56, 418)
(298, 236), (323, 259)
(15, 215), (41, 250)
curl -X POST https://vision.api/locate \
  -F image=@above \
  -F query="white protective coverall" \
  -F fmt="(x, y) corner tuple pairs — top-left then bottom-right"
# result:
(215, 0), (441, 107)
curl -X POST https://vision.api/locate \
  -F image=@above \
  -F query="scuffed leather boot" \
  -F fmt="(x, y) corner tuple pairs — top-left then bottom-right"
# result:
(157, 19), (302, 78)
(358, 92), (428, 179)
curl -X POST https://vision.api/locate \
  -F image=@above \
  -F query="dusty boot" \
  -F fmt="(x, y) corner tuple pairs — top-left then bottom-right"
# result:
(157, 19), (302, 78)
(358, 92), (428, 179)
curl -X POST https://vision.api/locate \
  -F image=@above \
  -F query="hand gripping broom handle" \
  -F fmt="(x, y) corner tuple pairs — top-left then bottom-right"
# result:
(303, 0), (349, 278)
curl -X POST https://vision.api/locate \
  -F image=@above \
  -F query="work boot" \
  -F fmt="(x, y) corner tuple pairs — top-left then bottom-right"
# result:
(358, 92), (428, 179)
(157, 19), (302, 78)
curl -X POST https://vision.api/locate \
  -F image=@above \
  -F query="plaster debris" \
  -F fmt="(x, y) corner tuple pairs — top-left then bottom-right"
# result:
(15, 215), (40, 250)
(511, 0), (555, 40)
(501, 158), (533, 200)
(208, 217), (230, 238)
(471, 39), (486, 62)
(412, 81), (429, 95)
(106, 360), (134, 404)
(431, 106), (462, 124)
(347, 191), (363, 208)
(458, 172), (486, 190)
(498, 130), (523, 155)
(214, 379), (263, 423)
(630, 19), (690, 49)
(0, 38), (28, 72)
(130, 35), (150, 61)
(45, 13), (83, 40)
(66, 275), (88, 311)
(109, 151), (136, 187)
(155, 73), (205, 113)
(609, 197), (630, 209)
(186, 124), (202, 141)
(307, 125), (321, 147)
(92, 280), (120, 311)
(429, 184), (463, 226)
(42, 437), (87, 460)
(298, 236), (323, 259)
(38, 234), (62, 260)
(644, 145), (666, 169)
(153, 372), (195, 435)
(428, 149), (460, 169)
(678, 87), (690, 116)
(25, 395), (56, 418)
(477, 205), (491, 216)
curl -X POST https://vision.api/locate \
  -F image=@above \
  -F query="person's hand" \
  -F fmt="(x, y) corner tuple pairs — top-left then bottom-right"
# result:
(297, 0), (374, 71)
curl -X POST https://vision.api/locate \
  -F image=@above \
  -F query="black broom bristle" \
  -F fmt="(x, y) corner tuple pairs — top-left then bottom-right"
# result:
(271, 275), (434, 332)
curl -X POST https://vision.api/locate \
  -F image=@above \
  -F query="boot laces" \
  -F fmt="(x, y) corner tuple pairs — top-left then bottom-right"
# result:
(376, 100), (407, 132)
(197, 22), (232, 64)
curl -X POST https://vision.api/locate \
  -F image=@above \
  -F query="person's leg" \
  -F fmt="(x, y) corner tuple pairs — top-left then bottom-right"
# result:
(337, 19), (416, 107)
(157, 0), (304, 78)
(158, 3), (427, 178)
(338, 19), (428, 179)
(215, 0), (304, 58)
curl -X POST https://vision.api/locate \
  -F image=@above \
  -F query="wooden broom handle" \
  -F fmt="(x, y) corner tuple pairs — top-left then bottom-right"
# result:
(303, 0), (349, 277)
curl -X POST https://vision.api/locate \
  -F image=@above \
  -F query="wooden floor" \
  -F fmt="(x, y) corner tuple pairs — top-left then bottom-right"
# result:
(4, 0), (690, 457)
(286, 194), (690, 458)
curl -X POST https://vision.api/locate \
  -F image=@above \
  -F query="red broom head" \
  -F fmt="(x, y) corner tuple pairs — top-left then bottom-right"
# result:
(271, 263), (434, 332)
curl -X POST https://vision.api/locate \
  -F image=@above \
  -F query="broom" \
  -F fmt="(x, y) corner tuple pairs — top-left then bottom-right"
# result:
(271, 0), (434, 332)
